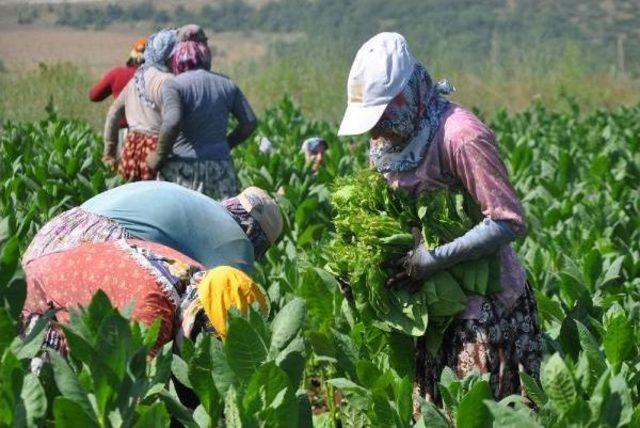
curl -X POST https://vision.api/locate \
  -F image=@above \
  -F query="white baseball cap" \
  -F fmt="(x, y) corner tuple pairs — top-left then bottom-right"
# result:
(338, 32), (416, 136)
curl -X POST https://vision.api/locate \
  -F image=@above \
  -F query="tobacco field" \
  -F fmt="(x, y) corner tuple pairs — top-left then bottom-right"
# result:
(0, 98), (638, 427)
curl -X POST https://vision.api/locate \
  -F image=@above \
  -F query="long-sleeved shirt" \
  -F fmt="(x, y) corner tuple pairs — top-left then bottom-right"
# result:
(104, 68), (173, 151)
(81, 181), (254, 272)
(382, 104), (527, 319)
(160, 69), (257, 161)
(89, 65), (137, 128)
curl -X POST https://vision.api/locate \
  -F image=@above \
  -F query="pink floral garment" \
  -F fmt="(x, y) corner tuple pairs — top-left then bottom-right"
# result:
(381, 104), (527, 319)
(23, 239), (204, 351)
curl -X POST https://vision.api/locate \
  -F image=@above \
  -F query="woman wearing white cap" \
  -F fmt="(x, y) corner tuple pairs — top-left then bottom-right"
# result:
(23, 181), (283, 274)
(339, 33), (541, 404)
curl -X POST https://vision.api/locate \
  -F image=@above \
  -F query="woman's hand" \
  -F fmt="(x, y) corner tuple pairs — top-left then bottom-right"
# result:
(386, 227), (439, 291)
(102, 154), (117, 171)
(146, 151), (164, 171)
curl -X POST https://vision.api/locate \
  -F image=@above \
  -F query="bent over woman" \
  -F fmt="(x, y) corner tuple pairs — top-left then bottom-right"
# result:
(22, 240), (269, 358)
(22, 182), (283, 273)
(338, 33), (542, 404)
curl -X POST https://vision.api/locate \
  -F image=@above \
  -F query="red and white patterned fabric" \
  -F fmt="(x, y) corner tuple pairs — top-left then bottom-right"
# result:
(23, 239), (203, 351)
(118, 130), (159, 181)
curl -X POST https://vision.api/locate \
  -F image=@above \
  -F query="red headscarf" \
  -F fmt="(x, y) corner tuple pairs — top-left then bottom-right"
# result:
(171, 41), (212, 74)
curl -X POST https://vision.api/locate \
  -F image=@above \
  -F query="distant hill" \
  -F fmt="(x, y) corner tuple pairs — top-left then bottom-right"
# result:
(4, 0), (640, 74)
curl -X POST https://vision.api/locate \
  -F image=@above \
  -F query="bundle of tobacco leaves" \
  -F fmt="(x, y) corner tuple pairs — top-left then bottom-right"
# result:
(327, 169), (500, 341)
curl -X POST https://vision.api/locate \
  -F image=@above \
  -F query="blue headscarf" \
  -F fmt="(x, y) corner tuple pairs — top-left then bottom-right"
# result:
(134, 28), (177, 109)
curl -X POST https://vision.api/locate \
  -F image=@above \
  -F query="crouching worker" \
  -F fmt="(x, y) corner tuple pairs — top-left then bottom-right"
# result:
(22, 182), (283, 274)
(22, 240), (269, 357)
(301, 137), (328, 173)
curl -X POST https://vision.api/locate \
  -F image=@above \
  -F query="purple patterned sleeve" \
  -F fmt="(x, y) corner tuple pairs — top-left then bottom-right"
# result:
(450, 137), (526, 237)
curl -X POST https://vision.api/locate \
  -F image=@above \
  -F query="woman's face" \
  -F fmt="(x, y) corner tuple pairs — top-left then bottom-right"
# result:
(369, 124), (404, 146)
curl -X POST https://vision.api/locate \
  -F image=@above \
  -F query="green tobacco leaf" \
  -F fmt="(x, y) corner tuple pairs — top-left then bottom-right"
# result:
(541, 354), (577, 414)
(296, 391), (313, 428)
(11, 310), (55, 360)
(574, 320), (606, 377)
(209, 339), (236, 396)
(0, 309), (16, 355)
(456, 380), (493, 428)
(519, 372), (547, 408)
(270, 298), (306, 353)
(355, 360), (382, 390)
(49, 351), (97, 422)
(275, 336), (306, 387)
(369, 391), (396, 427)
(53, 397), (99, 428)
(158, 389), (197, 428)
(603, 307), (634, 369)
(601, 374), (633, 427)
(559, 317), (580, 361)
(225, 316), (268, 384)
(425, 272), (467, 317)
(395, 376), (414, 428)
(327, 378), (370, 410)
(21, 373), (47, 427)
(133, 403), (170, 428)
(189, 365), (221, 421)
(223, 387), (243, 428)
(171, 355), (192, 389)
(599, 256), (624, 286)
(243, 362), (298, 428)
(483, 400), (542, 428)
(417, 399), (450, 428)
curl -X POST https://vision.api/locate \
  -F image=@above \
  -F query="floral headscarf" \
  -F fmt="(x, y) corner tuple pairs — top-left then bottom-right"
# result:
(369, 63), (455, 173)
(222, 197), (271, 260)
(133, 28), (177, 109)
(177, 24), (208, 43)
(171, 40), (212, 74)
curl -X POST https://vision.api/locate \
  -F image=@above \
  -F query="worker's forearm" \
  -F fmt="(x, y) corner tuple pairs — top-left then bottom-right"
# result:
(409, 218), (516, 278)
(227, 121), (257, 149)
(103, 102), (123, 157)
(157, 122), (180, 158)
(155, 82), (183, 161)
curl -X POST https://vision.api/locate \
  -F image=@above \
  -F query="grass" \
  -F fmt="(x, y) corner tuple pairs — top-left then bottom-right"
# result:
(2, 46), (640, 130)
(0, 63), (108, 130)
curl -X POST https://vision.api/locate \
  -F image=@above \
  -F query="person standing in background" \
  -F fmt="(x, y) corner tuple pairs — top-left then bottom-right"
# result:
(102, 29), (177, 180)
(145, 25), (257, 200)
(90, 37), (146, 158)
(89, 37), (147, 104)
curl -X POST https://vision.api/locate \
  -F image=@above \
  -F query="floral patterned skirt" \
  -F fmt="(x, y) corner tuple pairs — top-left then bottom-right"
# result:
(415, 284), (542, 405)
(22, 207), (130, 267)
(159, 158), (239, 200)
(118, 130), (159, 181)
(21, 239), (204, 360)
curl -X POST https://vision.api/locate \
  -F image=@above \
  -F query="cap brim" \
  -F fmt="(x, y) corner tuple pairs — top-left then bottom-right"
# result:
(337, 103), (388, 136)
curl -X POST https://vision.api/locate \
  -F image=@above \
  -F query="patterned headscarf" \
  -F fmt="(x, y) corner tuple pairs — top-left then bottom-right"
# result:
(177, 24), (208, 43)
(196, 266), (269, 340)
(172, 41), (212, 74)
(222, 197), (272, 260)
(369, 63), (455, 173)
(302, 137), (328, 155)
(133, 28), (177, 108)
(127, 37), (147, 67)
